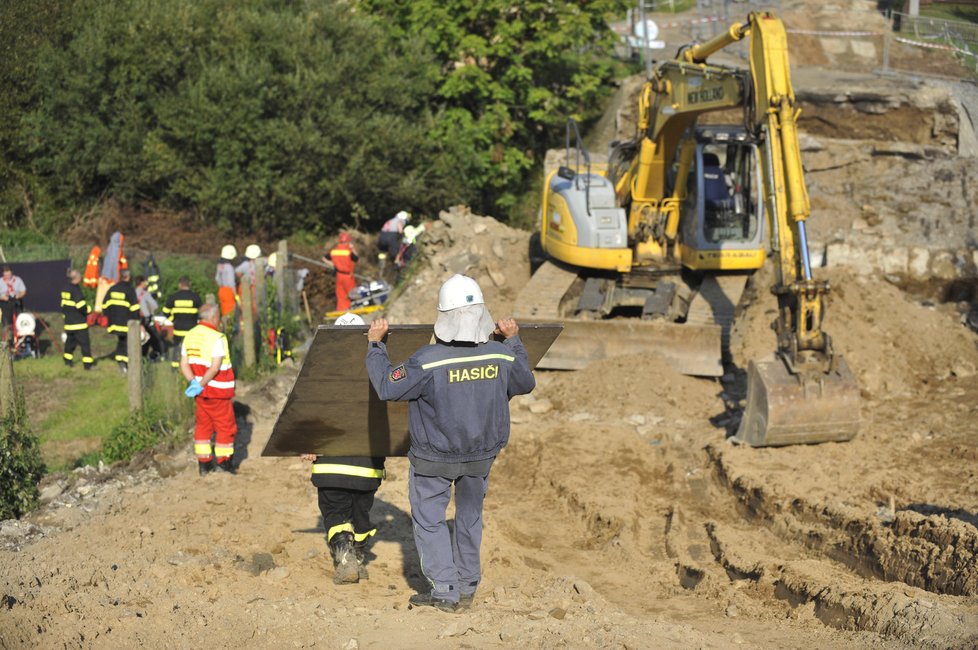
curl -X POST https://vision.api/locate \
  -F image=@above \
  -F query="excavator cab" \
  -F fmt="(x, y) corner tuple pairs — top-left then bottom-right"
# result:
(677, 128), (766, 272)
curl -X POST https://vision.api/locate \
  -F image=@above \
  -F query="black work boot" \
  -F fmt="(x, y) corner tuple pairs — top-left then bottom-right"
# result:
(64, 359), (74, 368)
(458, 581), (478, 609)
(198, 459), (216, 476)
(215, 458), (236, 474)
(353, 540), (368, 580)
(408, 592), (457, 613)
(329, 532), (359, 584)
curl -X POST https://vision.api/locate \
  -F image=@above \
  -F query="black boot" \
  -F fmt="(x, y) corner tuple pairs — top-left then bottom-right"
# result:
(64, 359), (74, 368)
(353, 540), (368, 580)
(215, 458), (236, 474)
(328, 532), (359, 584)
(198, 459), (216, 476)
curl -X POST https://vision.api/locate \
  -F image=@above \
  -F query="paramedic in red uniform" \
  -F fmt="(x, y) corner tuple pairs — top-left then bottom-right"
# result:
(322, 233), (358, 311)
(180, 303), (237, 475)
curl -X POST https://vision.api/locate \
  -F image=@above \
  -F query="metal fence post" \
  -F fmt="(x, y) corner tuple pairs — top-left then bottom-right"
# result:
(127, 320), (143, 413)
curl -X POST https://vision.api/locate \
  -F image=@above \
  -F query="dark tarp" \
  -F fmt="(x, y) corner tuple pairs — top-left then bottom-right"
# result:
(262, 323), (563, 457)
(4, 259), (71, 313)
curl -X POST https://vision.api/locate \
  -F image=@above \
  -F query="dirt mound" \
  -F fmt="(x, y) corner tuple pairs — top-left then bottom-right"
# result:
(733, 265), (978, 397)
(541, 354), (720, 423)
(383, 206), (531, 324)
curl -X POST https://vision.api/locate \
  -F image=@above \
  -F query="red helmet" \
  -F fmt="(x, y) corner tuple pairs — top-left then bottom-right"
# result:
(338, 232), (352, 244)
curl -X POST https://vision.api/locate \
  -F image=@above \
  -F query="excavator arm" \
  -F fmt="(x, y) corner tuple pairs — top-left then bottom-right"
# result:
(619, 11), (861, 445)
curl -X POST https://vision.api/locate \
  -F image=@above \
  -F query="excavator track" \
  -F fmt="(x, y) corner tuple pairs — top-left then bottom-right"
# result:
(514, 262), (724, 376)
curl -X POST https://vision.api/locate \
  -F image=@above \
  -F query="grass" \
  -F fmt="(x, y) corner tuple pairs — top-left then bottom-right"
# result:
(920, 3), (978, 24)
(13, 315), (193, 471)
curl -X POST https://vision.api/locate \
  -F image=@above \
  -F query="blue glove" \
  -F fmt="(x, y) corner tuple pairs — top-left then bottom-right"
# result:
(184, 379), (204, 398)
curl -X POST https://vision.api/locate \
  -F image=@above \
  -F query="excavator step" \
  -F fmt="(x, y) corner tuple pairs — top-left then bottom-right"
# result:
(685, 273), (749, 359)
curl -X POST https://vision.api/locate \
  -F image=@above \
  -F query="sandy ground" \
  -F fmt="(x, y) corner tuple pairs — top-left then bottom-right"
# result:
(3, 243), (978, 649)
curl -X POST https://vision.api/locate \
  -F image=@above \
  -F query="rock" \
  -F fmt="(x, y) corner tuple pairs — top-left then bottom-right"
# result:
(732, 632), (745, 644)
(528, 399), (553, 414)
(438, 621), (470, 638)
(951, 361), (977, 378)
(38, 482), (66, 503)
(549, 607), (566, 620)
(627, 414), (646, 426)
(341, 639), (359, 650)
(573, 579), (594, 599)
(493, 586), (506, 602)
(726, 604), (738, 617)
(492, 241), (505, 258)
(76, 485), (95, 497)
(473, 222), (488, 235)
(266, 567), (290, 582)
(570, 412), (594, 422)
(487, 267), (506, 287)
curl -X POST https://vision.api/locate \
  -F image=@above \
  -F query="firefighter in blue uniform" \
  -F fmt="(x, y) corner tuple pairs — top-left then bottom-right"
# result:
(365, 274), (535, 612)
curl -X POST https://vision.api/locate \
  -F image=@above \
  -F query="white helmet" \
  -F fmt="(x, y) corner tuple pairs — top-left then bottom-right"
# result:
(267, 252), (277, 269)
(395, 210), (410, 221)
(220, 244), (237, 260)
(244, 244), (261, 260)
(334, 312), (365, 326)
(437, 274), (484, 311)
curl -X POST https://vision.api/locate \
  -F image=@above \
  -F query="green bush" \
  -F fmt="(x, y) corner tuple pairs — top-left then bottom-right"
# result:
(101, 407), (172, 464)
(0, 391), (46, 520)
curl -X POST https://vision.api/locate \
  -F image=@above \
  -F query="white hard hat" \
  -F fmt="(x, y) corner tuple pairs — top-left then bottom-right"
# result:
(396, 210), (409, 221)
(245, 244), (261, 260)
(334, 312), (365, 326)
(221, 244), (237, 260)
(267, 252), (277, 269)
(437, 274), (484, 311)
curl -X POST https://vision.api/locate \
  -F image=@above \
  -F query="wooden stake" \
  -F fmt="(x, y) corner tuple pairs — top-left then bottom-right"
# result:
(0, 341), (15, 417)
(302, 290), (313, 326)
(241, 275), (256, 369)
(127, 320), (143, 413)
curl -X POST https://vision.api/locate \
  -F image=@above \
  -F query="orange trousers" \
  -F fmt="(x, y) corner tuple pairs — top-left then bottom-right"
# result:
(335, 272), (356, 311)
(218, 286), (236, 317)
(193, 397), (237, 462)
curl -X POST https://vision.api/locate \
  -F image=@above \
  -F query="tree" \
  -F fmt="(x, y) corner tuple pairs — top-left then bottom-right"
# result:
(22, 0), (469, 235)
(359, 0), (626, 213)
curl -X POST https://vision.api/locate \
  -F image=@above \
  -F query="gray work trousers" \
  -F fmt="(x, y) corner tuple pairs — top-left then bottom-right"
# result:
(408, 466), (490, 603)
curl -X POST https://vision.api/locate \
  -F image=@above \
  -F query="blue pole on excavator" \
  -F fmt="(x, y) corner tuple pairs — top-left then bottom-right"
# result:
(797, 221), (813, 281)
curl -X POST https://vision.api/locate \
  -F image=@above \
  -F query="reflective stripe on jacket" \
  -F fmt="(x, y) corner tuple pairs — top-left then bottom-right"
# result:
(327, 243), (357, 275)
(183, 321), (235, 399)
(163, 290), (202, 337)
(311, 455), (385, 491)
(61, 284), (90, 331)
(103, 281), (140, 333)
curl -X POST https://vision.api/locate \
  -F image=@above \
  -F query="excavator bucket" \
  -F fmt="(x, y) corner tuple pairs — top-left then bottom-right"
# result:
(733, 356), (861, 446)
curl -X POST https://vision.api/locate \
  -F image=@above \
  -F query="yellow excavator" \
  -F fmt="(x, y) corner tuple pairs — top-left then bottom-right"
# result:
(513, 11), (860, 446)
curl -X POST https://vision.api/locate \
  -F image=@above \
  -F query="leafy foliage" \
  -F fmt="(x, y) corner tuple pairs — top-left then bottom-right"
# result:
(101, 407), (171, 464)
(361, 0), (627, 212)
(0, 391), (46, 520)
(3, 0), (626, 235)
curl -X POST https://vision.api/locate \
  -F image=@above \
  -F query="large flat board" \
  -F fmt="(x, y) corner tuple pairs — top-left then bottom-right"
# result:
(261, 323), (562, 457)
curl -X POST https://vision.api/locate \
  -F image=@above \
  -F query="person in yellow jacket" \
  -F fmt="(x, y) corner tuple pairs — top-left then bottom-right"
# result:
(181, 303), (238, 475)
